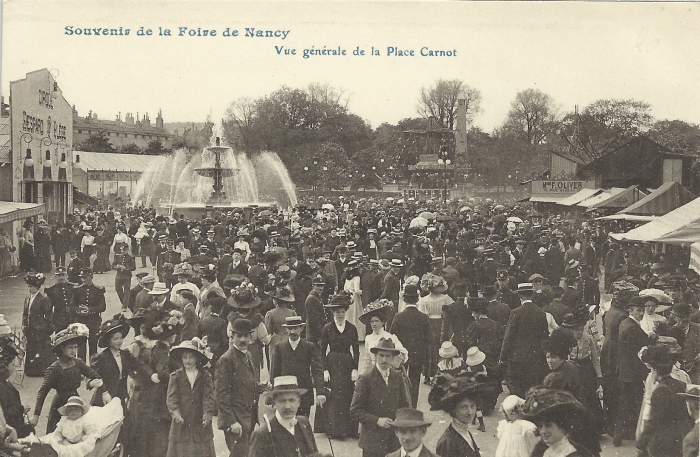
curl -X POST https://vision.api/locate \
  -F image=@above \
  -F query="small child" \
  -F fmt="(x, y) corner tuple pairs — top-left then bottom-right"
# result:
(51, 396), (97, 445)
(436, 342), (465, 377)
(495, 395), (539, 457)
(464, 346), (488, 432)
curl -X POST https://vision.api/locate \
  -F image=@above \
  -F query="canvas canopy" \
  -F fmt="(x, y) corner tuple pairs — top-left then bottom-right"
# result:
(586, 185), (646, 212)
(577, 188), (626, 208)
(610, 197), (700, 243)
(0, 202), (43, 225)
(615, 182), (695, 216)
(557, 188), (602, 206)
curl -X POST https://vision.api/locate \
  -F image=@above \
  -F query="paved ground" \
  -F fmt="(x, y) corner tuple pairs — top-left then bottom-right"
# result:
(0, 268), (637, 456)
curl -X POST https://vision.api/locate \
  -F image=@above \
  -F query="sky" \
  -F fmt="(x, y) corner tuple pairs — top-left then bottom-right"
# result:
(2, 1), (700, 133)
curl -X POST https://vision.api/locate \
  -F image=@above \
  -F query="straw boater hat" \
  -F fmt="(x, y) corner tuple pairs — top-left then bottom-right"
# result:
(263, 375), (308, 403)
(148, 282), (171, 295)
(97, 318), (131, 348)
(439, 341), (459, 359)
(57, 396), (90, 416)
(51, 323), (90, 353)
(169, 337), (212, 366)
(282, 316), (306, 328)
(369, 337), (401, 356)
(389, 258), (404, 268)
(389, 408), (432, 429)
(359, 299), (395, 325)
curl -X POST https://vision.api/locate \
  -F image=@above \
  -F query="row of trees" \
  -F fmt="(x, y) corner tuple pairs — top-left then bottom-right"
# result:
(221, 79), (700, 190)
(75, 131), (171, 155)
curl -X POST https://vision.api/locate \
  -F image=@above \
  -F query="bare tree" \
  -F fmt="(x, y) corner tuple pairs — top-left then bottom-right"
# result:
(307, 83), (349, 109)
(222, 97), (257, 151)
(417, 79), (482, 130)
(503, 88), (559, 146)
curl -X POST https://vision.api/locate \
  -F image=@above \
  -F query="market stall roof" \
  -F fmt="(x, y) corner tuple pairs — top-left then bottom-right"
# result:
(577, 188), (626, 208)
(0, 201), (43, 225)
(586, 185), (646, 212)
(528, 195), (567, 203)
(73, 187), (98, 206)
(74, 151), (168, 173)
(615, 181), (695, 216)
(655, 222), (700, 245)
(596, 214), (658, 222)
(557, 188), (603, 206)
(610, 197), (700, 242)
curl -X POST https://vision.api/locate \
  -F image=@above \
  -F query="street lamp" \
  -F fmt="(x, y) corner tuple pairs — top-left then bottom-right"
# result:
(437, 146), (451, 205)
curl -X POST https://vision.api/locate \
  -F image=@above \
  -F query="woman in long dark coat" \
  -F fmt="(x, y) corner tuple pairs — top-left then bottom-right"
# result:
(93, 227), (112, 273)
(19, 221), (35, 272)
(317, 292), (359, 438)
(33, 221), (52, 273)
(21, 272), (54, 377)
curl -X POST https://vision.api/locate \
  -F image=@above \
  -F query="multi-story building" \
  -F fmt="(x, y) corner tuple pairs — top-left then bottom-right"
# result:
(73, 109), (173, 150)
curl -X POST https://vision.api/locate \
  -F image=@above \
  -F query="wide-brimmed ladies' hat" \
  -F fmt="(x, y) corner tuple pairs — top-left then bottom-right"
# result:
(58, 396), (90, 416)
(170, 337), (212, 365)
(125, 308), (155, 328)
(359, 299), (394, 325)
(438, 341), (459, 359)
(465, 346), (486, 366)
(324, 292), (352, 309)
(271, 286), (295, 303)
(390, 408), (432, 428)
(97, 318), (131, 348)
(151, 310), (185, 339)
(370, 337), (401, 356)
(421, 273), (448, 294)
(521, 387), (587, 424)
(173, 262), (193, 277)
(51, 323), (90, 352)
(231, 283), (262, 309)
(561, 307), (589, 328)
(429, 374), (486, 412)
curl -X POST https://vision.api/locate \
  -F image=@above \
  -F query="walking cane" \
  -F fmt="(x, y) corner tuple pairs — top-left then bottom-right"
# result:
(318, 403), (336, 457)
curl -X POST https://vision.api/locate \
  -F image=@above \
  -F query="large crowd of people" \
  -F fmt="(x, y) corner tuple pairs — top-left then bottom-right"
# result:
(0, 194), (698, 457)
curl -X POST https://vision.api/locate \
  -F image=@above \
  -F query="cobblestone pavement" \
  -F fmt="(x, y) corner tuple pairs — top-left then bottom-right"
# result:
(0, 268), (636, 456)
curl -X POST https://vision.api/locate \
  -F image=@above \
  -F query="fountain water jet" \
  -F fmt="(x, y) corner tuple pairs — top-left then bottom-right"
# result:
(132, 137), (296, 217)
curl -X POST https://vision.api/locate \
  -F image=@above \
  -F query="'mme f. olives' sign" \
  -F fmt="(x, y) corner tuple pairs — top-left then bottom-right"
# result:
(534, 181), (596, 193)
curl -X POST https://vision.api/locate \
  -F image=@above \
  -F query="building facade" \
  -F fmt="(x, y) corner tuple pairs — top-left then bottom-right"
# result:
(73, 109), (173, 150)
(10, 69), (73, 224)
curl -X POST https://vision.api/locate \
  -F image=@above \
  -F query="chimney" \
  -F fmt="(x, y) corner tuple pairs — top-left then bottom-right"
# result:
(156, 109), (164, 129)
(455, 98), (468, 162)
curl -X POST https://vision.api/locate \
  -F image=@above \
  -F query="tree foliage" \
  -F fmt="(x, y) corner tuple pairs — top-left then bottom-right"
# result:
(417, 79), (481, 130)
(75, 131), (117, 153)
(120, 143), (142, 155)
(502, 89), (559, 147)
(144, 139), (170, 155)
(648, 119), (700, 155)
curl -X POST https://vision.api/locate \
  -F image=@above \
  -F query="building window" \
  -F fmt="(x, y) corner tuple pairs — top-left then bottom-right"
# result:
(78, 130), (83, 134)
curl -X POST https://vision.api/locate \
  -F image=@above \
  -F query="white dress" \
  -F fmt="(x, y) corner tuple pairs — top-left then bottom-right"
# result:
(495, 419), (539, 457)
(344, 276), (365, 341)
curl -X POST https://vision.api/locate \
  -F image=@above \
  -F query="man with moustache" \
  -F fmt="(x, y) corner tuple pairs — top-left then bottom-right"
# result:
(270, 316), (326, 418)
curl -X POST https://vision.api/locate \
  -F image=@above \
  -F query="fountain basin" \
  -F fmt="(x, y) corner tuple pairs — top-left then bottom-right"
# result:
(158, 201), (278, 219)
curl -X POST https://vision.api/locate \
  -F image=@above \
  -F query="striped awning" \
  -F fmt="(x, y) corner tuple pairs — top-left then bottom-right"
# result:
(0, 202), (44, 225)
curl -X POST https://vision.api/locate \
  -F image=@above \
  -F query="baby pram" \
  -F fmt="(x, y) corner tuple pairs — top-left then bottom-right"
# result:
(21, 398), (123, 457)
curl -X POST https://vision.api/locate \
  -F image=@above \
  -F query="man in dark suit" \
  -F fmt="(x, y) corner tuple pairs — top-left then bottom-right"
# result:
(466, 297), (503, 363)
(670, 303), (700, 383)
(495, 269), (520, 310)
(600, 292), (629, 436)
(614, 296), (650, 447)
(215, 318), (259, 457)
(381, 259), (402, 327)
(544, 286), (571, 326)
(361, 259), (383, 307)
(483, 285), (511, 329)
(351, 338), (411, 457)
(386, 408), (439, 457)
(499, 283), (549, 398)
(229, 248), (249, 276)
(304, 276), (326, 346)
(271, 316), (326, 418)
(679, 385), (700, 457)
(44, 267), (74, 331)
(248, 375), (319, 457)
(390, 285), (431, 407)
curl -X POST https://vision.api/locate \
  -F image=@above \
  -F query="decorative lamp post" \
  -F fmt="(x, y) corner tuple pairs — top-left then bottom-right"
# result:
(437, 145), (451, 205)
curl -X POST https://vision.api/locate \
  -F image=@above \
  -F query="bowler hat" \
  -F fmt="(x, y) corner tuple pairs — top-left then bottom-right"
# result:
(402, 284), (420, 303)
(627, 295), (647, 309)
(229, 318), (254, 334)
(671, 303), (694, 318)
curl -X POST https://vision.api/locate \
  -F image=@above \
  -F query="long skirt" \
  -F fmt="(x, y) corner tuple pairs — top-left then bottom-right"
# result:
(314, 351), (358, 438)
(19, 244), (34, 272)
(47, 389), (78, 433)
(24, 331), (54, 377)
(423, 318), (442, 380)
(126, 389), (152, 457)
(577, 357), (604, 435)
(94, 244), (111, 272)
(166, 433), (216, 457)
